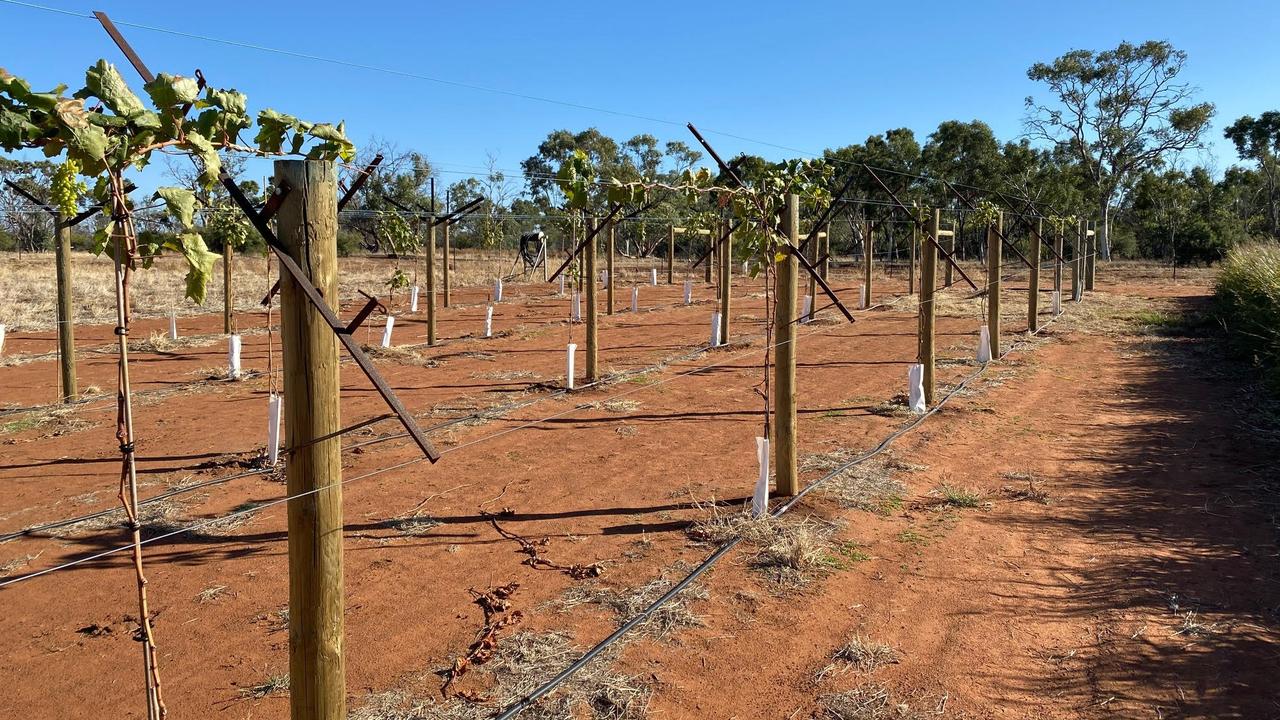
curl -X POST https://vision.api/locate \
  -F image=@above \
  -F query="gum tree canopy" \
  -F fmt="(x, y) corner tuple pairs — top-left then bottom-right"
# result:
(1024, 40), (1214, 260)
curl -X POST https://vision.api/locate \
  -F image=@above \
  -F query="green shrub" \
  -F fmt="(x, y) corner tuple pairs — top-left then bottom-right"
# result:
(1215, 242), (1280, 388)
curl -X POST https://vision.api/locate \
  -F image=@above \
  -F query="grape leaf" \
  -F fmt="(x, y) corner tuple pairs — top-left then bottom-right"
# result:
(144, 73), (200, 108)
(154, 186), (198, 228)
(174, 231), (219, 303)
(81, 60), (147, 119)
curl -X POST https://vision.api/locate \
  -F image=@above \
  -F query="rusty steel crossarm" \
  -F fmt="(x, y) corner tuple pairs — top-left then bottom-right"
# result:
(547, 203), (623, 283)
(222, 172), (440, 463)
(689, 219), (743, 269)
(941, 180), (1034, 270)
(991, 189), (1066, 264)
(862, 165), (978, 291)
(337, 154), (384, 212)
(688, 123), (854, 322)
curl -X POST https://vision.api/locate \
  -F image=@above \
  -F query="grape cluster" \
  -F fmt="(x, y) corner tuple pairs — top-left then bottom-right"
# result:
(51, 159), (86, 217)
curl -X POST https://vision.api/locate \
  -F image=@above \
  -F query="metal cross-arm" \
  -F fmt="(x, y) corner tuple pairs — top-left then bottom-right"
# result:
(222, 172), (441, 463)
(687, 123), (854, 322)
(862, 165), (978, 291)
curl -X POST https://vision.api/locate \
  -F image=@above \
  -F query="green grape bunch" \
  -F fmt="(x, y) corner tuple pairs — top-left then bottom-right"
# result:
(51, 158), (87, 217)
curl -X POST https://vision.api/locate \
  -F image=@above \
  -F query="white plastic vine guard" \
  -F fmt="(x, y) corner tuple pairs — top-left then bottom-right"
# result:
(566, 343), (577, 390)
(228, 334), (242, 379)
(410, 286), (420, 312)
(908, 363), (926, 414)
(381, 316), (395, 348)
(484, 305), (494, 338)
(710, 312), (722, 347)
(752, 436), (770, 518)
(266, 393), (282, 465)
(977, 326), (992, 364)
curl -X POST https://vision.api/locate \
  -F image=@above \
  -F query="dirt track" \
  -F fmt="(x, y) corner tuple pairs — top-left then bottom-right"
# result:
(1, 266), (1276, 719)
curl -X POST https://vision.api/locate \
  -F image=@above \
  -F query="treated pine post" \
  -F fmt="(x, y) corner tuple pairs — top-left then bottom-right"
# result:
(862, 218), (873, 307)
(1028, 218), (1041, 333)
(442, 222), (452, 308)
(55, 214), (77, 402)
(606, 220), (616, 315)
(276, 159), (345, 720)
(704, 231), (713, 283)
(223, 241), (234, 334)
(820, 223), (831, 280)
(908, 222), (917, 295)
(667, 224), (675, 284)
(585, 216), (598, 382)
(987, 212), (1003, 358)
(775, 193), (800, 496)
(542, 235), (549, 282)
(1072, 220), (1083, 301)
(719, 220), (731, 343)
(921, 210), (939, 404)
(944, 219), (955, 287)
(1054, 228), (1064, 297)
(806, 224), (818, 312)
(426, 220), (437, 345)
(1085, 220), (1096, 291)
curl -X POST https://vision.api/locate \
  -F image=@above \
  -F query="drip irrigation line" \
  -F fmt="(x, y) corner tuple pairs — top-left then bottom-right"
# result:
(493, 305), (1068, 720)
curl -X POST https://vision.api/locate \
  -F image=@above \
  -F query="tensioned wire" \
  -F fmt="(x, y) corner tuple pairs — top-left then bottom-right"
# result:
(2, 0), (1070, 215)
(0, 284), (901, 589)
(0, 245), (1085, 589)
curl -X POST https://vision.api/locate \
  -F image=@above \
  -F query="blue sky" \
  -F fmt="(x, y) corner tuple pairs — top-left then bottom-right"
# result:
(3, 0), (1278, 190)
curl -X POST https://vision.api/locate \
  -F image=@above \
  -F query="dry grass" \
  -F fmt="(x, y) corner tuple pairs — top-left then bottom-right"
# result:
(818, 637), (901, 680)
(821, 684), (943, 720)
(351, 631), (650, 720)
(239, 673), (289, 699)
(588, 399), (642, 413)
(0, 250), (528, 331)
(557, 563), (707, 639)
(0, 406), (95, 437)
(802, 451), (909, 514)
(0, 552), (41, 578)
(195, 585), (231, 603)
(364, 343), (443, 367)
(688, 505), (842, 587)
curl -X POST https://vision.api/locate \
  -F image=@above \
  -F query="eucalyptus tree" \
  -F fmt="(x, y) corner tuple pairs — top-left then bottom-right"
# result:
(1024, 40), (1215, 260)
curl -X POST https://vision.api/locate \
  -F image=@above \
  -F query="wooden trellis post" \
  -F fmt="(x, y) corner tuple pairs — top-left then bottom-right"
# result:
(921, 209), (938, 404)
(606, 220), (616, 315)
(426, 219), (437, 345)
(442, 221), (452, 307)
(987, 212), (1003, 357)
(944, 217), (955, 288)
(585, 217), (599, 381)
(55, 215), (76, 402)
(1085, 220), (1097, 291)
(1053, 228), (1064, 298)
(862, 217), (873, 307)
(819, 222), (831, 280)
(667, 224), (676, 284)
(807, 223), (818, 312)
(276, 159), (345, 720)
(775, 193), (800, 496)
(719, 219), (731, 343)
(705, 230), (714, 283)
(1072, 219), (1083, 301)
(1028, 218), (1041, 333)
(908, 222), (917, 295)
(223, 242), (234, 333)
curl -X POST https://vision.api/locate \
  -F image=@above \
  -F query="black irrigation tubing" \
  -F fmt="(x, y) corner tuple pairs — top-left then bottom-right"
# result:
(493, 305), (1069, 720)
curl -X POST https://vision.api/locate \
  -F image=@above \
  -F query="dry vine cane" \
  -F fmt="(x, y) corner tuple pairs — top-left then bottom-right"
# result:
(439, 582), (523, 700)
(1, 61), (354, 720)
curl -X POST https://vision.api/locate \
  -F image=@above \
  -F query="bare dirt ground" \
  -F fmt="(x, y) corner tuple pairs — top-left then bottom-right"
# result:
(0, 258), (1276, 719)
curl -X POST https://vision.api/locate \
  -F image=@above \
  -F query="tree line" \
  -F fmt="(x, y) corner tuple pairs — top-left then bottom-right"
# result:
(4, 39), (1276, 268)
